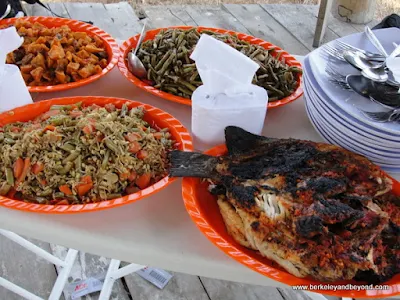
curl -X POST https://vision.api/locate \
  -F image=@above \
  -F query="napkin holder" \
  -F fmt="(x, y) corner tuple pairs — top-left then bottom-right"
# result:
(0, 27), (33, 113)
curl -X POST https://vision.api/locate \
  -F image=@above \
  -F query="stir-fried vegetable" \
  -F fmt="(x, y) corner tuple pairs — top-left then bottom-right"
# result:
(0, 103), (175, 204)
(134, 28), (302, 101)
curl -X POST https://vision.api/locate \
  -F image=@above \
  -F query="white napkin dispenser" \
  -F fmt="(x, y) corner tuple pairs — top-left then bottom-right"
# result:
(0, 26), (33, 113)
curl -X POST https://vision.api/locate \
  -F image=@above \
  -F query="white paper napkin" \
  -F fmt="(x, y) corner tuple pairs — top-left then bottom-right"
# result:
(0, 26), (32, 113)
(190, 34), (268, 151)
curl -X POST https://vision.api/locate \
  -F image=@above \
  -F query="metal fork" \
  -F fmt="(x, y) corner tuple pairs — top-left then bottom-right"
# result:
(361, 108), (400, 123)
(320, 40), (387, 62)
(324, 63), (352, 90)
(334, 40), (387, 61)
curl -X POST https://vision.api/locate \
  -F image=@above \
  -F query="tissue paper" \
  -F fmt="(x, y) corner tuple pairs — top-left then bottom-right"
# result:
(190, 34), (268, 151)
(0, 26), (32, 113)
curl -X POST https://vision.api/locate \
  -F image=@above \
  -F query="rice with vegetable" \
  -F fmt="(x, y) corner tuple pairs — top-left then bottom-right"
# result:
(0, 103), (175, 204)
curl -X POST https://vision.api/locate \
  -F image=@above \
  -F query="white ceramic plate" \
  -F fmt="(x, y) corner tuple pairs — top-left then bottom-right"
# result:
(303, 56), (400, 143)
(304, 71), (400, 151)
(307, 27), (400, 135)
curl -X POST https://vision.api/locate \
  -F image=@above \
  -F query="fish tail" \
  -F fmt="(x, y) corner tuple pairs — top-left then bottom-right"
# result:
(169, 150), (219, 178)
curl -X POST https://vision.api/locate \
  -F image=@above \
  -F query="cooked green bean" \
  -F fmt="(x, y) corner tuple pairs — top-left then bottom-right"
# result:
(105, 139), (119, 153)
(63, 151), (80, 164)
(134, 28), (301, 102)
(0, 104), (174, 204)
(74, 155), (82, 173)
(5, 168), (14, 186)
(102, 150), (110, 169)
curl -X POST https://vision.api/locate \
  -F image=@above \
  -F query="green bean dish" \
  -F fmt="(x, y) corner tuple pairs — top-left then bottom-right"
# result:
(134, 28), (302, 101)
(0, 103), (174, 204)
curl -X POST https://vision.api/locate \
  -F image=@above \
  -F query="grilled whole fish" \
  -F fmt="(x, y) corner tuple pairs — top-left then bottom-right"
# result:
(169, 126), (400, 284)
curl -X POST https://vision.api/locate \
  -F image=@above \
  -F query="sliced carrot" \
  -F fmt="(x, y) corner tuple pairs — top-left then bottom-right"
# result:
(125, 132), (141, 142)
(70, 110), (83, 118)
(128, 171), (137, 182)
(136, 173), (151, 189)
(15, 158), (31, 187)
(59, 185), (73, 195)
(40, 109), (60, 121)
(39, 178), (47, 186)
(31, 162), (44, 175)
(128, 141), (141, 154)
(13, 158), (24, 179)
(76, 183), (93, 196)
(43, 125), (56, 132)
(137, 149), (148, 160)
(153, 132), (163, 140)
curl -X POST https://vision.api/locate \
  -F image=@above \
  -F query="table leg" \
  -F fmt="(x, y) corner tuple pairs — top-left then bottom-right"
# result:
(313, 0), (334, 48)
(0, 229), (78, 300)
(99, 260), (145, 300)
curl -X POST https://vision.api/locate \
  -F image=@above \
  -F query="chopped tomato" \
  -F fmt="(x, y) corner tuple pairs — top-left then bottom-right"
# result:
(128, 141), (141, 153)
(13, 158), (24, 179)
(70, 110), (83, 118)
(96, 133), (105, 142)
(55, 200), (69, 205)
(126, 185), (140, 194)
(27, 123), (42, 132)
(7, 187), (16, 199)
(153, 132), (163, 140)
(43, 125), (56, 132)
(39, 178), (47, 186)
(80, 175), (93, 184)
(128, 171), (137, 182)
(31, 162), (44, 175)
(137, 150), (148, 160)
(40, 109), (60, 121)
(10, 126), (22, 133)
(136, 173), (151, 189)
(124, 132), (141, 142)
(76, 183), (93, 196)
(119, 172), (130, 181)
(59, 185), (73, 195)
(82, 124), (94, 135)
(105, 103), (116, 112)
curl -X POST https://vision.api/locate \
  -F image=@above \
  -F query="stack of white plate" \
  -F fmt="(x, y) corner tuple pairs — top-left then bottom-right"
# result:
(304, 28), (400, 173)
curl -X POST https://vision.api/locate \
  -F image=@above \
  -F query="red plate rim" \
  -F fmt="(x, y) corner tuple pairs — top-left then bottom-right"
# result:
(117, 26), (304, 109)
(0, 96), (193, 214)
(0, 16), (120, 93)
(181, 144), (400, 298)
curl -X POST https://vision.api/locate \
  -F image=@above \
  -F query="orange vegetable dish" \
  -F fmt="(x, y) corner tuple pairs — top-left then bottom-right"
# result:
(2, 20), (108, 86)
(0, 103), (175, 205)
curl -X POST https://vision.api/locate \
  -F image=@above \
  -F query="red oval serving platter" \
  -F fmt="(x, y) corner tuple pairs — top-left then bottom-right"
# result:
(118, 26), (303, 109)
(181, 144), (400, 298)
(0, 17), (119, 93)
(0, 96), (193, 214)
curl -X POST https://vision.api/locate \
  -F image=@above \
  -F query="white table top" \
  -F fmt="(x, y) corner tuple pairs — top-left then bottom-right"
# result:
(1, 57), (399, 289)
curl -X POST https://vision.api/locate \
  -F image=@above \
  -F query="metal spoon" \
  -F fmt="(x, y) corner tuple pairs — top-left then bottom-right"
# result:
(343, 50), (389, 82)
(127, 21), (147, 79)
(346, 74), (400, 107)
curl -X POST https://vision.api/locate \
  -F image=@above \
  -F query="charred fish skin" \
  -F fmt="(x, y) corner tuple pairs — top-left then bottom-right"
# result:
(170, 127), (399, 284)
(169, 151), (220, 178)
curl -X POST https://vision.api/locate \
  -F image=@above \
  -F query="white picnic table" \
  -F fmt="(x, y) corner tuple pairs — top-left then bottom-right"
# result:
(0, 52), (399, 293)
